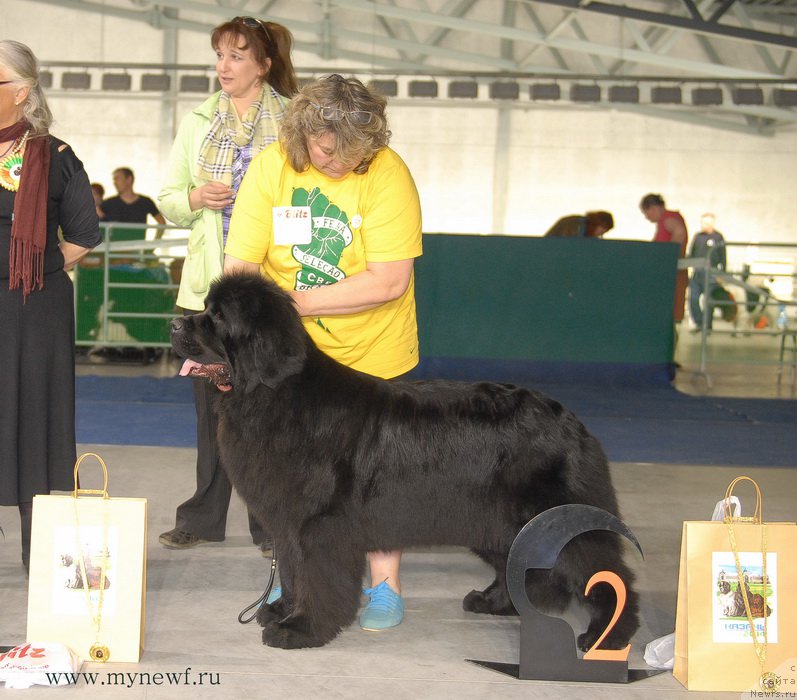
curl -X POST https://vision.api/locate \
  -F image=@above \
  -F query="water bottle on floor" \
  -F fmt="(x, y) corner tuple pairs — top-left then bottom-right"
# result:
(776, 304), (788, 331)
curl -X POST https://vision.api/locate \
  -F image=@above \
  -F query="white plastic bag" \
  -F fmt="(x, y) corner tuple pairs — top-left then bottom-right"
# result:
(643, 496), (743, 670)
(710, 496), (740, 522)
(0, 642), (81, 689)
(644, 632), (675, 670)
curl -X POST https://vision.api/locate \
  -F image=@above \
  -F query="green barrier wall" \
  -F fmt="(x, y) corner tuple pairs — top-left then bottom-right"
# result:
(414, 234), (679, 364)
(75, 265), (177, 344)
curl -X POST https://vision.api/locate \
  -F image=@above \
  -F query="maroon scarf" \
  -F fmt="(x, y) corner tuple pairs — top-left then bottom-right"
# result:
(1, 120), (50, 298)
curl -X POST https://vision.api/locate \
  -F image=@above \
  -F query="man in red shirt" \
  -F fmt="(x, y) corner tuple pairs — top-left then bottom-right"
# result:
(640, 193), (689, 324)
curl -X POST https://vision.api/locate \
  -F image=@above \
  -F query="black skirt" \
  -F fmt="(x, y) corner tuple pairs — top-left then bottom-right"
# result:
(0, 270), (78, 505)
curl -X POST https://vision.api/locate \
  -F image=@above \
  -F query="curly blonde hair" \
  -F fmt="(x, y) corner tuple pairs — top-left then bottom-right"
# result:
(280, 75), (391, 175)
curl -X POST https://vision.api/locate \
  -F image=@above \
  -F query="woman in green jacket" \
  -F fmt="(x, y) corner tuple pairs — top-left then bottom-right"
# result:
(158, 16), (297, 551)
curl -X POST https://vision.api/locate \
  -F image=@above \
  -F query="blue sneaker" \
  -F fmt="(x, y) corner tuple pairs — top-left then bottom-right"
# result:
(359, 581), (404, 631)
(265, 586), (281, 604)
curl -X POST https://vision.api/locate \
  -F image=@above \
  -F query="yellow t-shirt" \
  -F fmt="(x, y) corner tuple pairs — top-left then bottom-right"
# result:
(225, 143), (423, 379)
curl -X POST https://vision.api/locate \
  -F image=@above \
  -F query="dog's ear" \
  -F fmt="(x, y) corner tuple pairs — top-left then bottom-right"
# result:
(238, 325), (307, 392)
(212, 273), (309, 393)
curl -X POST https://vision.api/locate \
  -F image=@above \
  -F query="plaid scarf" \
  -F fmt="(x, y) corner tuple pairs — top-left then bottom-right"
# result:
(196, 85), (286, 186)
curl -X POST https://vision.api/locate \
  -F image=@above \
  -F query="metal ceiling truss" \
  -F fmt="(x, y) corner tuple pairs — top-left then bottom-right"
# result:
(532, 0), (797, 50)
(31, 0), (797, 134)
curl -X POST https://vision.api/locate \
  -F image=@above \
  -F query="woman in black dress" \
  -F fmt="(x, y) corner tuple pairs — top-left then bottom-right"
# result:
(0, 40), (101, 572)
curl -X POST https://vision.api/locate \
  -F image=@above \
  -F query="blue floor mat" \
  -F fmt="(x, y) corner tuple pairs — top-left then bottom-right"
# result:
(75, 375), (797, 468)
(77, 376), (197, 448)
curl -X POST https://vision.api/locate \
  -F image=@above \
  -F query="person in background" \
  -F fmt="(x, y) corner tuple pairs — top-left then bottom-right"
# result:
(688, 213), (726, 330)
(158, 16), (298, 553)
(224, 74), (423, 632)
(90, 167), (168, 363)
(640, 193), (689, 329)
(544, 210), (614, 238)
(91, 181), (105, 218)
(101, 167), (166, 239)
(0, 40), (101, 572)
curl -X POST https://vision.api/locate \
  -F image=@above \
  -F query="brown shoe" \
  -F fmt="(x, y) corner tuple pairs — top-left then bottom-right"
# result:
(159, 528), (209, 549)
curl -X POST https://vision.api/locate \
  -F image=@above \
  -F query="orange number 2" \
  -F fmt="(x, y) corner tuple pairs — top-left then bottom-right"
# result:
(582, 570), (631, 661)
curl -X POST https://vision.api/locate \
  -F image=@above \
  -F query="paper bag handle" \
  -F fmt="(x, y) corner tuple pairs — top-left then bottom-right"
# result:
(724, 475), (762, 524)
(73, 452), (110, 499)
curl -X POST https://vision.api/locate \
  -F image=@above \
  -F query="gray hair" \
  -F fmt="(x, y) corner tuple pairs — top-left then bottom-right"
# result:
(0, 40), (53, 136)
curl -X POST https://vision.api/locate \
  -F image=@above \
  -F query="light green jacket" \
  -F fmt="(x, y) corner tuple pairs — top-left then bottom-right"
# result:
(158, 91), (286, 310)
(158, 93), (222, 311)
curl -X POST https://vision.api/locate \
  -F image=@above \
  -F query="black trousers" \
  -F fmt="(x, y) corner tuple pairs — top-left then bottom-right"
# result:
(173, 368), (268, 543)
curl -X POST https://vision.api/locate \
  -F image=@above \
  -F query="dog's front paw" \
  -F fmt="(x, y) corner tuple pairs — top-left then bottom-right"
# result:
(256, 603), (280, 627)
(262, 619), (326, 649)
(462, 589), (491, 614)
(576, 628), (630, 652)
(576, 630), (597, 652)
(256, 598), (292, 627)
(462, 588), (517, 616)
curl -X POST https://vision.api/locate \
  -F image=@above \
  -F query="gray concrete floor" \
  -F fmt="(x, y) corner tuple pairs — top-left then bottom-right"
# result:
(2, 332), (795, 698)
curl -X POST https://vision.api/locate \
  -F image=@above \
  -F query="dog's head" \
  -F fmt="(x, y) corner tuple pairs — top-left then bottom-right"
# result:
(171, 273), (307, 393)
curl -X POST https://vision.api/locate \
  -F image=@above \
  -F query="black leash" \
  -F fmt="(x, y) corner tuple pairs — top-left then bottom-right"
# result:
(238, 551), (278, 624)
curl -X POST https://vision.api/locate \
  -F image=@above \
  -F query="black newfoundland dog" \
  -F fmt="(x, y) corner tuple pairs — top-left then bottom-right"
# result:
(171, 272), (639, 650)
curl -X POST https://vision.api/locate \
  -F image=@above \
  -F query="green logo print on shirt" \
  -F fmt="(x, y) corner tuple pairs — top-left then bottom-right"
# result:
(290, 187), (353, 291)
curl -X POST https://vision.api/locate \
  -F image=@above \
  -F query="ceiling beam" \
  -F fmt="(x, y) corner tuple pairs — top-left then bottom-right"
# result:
(35, 0), (792, 78)
(531, 0), (797, 50)
(517, 7), (575, 70)
(383, 97), (784, 135)
(325, 0), (787, 77)
(730, 2), (785, 75)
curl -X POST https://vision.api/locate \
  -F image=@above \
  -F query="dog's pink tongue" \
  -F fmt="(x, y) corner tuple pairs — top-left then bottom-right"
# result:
(179, 359), (203, 376)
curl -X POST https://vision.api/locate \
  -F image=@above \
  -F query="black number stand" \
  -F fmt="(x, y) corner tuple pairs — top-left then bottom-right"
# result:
(468, 504), (664, 684)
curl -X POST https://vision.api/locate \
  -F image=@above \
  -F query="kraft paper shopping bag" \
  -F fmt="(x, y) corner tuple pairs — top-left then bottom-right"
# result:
(673, 476), (797, 691)
(26, 453), (147, 663)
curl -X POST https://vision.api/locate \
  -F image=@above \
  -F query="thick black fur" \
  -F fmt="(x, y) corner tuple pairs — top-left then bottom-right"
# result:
(170, 272), (640, 650)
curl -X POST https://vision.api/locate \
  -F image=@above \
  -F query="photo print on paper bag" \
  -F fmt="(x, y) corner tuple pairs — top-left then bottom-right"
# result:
(51, 524), (118, 616)
(712, 551), (776, 644)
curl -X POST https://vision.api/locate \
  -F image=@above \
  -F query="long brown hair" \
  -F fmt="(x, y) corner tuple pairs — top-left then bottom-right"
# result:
(211, 17), (298, 98)
(585, 210), (614, 237)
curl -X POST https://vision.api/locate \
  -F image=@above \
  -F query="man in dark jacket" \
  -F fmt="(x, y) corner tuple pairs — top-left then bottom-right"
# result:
(688, 213), (727, 329)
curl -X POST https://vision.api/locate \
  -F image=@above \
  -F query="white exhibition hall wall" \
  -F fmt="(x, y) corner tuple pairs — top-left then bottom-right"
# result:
(5, 0), (795, 257)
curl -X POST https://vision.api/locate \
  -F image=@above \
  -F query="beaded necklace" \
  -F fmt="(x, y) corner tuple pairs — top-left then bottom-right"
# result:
(0, 129), (29, 192)
(73, 502), (111, 662)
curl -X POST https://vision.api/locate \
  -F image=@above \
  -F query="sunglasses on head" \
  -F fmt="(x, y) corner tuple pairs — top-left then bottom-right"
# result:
(237, 16), (272, 48)
(309, 102), (374, 126)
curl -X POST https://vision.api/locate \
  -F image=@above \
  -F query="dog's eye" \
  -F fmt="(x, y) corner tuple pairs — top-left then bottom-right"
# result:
(212, 309), (224, 322)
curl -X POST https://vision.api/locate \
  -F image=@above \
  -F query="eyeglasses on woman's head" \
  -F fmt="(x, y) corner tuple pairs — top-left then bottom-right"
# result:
(309, 102), (374, 125)
(236, 16), (272, 46)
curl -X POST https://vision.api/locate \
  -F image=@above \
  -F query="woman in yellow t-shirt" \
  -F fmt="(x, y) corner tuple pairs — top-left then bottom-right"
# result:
(224, 74), (422, 631)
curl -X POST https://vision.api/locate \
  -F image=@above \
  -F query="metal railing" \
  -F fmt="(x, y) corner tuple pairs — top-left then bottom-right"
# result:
(73, 223), (188, 348)
(679, 241), (797, 386)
